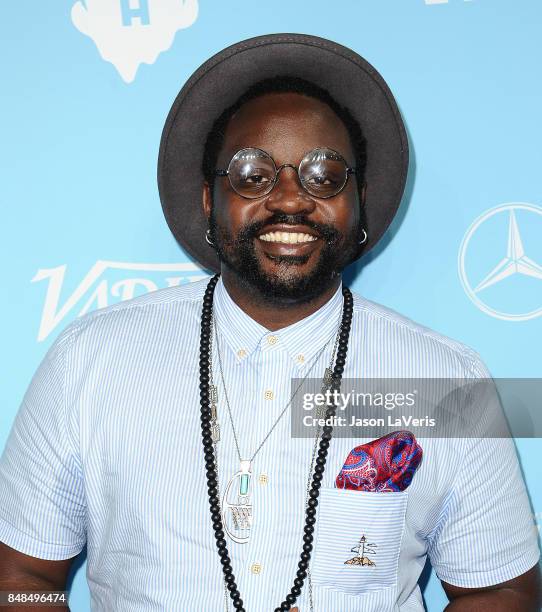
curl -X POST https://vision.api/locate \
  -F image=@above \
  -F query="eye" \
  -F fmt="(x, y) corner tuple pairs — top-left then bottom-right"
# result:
(239, 166), (273, 184)
(307, 175), (335, 186)
(306, 173), (341, 188)
(244, 173), (271, 184)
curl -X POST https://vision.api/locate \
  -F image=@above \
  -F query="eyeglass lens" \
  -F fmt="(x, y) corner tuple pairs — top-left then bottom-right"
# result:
(227, 148), (349, 198)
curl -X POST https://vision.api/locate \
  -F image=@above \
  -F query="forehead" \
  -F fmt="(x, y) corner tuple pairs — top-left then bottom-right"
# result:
(220, 92), (354, 165)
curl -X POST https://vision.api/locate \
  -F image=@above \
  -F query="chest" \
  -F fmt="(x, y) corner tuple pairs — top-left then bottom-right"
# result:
(77, 337), (456, 558)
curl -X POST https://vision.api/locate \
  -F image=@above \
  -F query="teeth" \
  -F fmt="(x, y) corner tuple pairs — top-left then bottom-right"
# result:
(259, 231), (318, 244)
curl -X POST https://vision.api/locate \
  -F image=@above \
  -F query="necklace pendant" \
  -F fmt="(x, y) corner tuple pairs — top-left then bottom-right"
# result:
(222, 460), (253, 544)
(210, 385), (218, 404)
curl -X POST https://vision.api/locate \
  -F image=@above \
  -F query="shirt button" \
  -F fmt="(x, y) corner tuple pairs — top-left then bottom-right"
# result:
(259, 473), (269, 485)
(250, 562), (262, 575)
(264, 389), (274, 400)
(267, 335), (278, 345)
(296, 354), (305, 363)
(237, 349), (247, 358)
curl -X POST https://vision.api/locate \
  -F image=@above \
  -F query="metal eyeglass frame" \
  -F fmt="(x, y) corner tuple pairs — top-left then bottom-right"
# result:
(214, 146), (357, 200)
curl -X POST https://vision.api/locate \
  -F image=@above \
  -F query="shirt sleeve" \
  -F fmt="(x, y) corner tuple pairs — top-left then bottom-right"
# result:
(0, 323), (87, 560)
(427, 351), (541, 588)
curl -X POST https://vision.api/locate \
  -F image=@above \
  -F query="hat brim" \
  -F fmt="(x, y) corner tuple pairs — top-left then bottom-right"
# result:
(158, 33), (409, 273)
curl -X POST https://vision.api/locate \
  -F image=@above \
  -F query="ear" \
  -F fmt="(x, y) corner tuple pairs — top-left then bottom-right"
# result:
(202, 180), (212, 222)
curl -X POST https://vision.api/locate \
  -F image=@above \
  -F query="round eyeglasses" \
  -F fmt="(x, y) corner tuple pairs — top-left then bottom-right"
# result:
(214, 147), (356, 200)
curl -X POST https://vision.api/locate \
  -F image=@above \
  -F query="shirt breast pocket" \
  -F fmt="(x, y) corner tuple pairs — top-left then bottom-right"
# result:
(310, 487), (408, 595)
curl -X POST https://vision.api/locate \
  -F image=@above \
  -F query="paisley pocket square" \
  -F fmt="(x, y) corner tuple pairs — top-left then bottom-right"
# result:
(335, 430), (422, 492)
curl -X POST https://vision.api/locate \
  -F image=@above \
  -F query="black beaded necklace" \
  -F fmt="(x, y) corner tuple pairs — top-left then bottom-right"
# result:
(199, 274), (354, 611)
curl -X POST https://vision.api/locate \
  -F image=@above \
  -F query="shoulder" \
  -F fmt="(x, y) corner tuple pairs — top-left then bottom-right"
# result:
(52, 276), (212, 352)
(350, 289), (490, 378)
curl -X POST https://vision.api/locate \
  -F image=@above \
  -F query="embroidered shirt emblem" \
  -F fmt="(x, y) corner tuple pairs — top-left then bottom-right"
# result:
(344, 534), (377, 566)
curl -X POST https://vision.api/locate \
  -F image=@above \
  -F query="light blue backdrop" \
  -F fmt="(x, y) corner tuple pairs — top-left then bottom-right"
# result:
(1, 1), (541, 610)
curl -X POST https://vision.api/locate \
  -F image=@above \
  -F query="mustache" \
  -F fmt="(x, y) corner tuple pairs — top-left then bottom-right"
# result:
(236, 213), (339, 242)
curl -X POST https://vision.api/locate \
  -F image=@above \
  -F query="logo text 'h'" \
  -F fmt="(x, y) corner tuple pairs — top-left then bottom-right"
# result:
(121, 0), (150, 26)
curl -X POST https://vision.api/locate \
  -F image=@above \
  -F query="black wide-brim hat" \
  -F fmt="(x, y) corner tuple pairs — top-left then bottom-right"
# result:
(158, 33), (409, 273)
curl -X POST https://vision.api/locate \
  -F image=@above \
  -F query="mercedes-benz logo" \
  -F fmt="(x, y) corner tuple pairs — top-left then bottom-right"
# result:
(458, 202), (542, 321)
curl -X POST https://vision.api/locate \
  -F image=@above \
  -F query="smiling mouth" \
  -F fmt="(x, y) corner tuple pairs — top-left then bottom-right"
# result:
(258, 231), (318, 244)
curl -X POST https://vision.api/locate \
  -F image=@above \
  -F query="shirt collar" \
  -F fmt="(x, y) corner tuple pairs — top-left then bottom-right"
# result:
(212, 276), (344, 369)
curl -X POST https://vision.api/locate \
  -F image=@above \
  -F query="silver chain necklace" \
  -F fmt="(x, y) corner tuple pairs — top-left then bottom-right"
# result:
(208, 313), (340, 611)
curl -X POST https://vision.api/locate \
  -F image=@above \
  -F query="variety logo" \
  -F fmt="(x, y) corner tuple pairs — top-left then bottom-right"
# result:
(71, 0), (199, 83)
(458, 203), (542, 321)
(32, 260), (208, 342)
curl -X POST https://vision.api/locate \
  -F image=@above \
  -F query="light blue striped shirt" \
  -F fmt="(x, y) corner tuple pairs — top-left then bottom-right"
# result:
(0, 275), (539, 611)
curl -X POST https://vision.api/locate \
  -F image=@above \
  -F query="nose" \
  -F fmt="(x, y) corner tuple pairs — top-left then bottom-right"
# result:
(264, 166), (316, 215)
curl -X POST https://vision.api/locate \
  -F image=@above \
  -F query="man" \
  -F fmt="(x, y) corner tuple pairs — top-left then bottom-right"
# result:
(0, 34), (540, 611)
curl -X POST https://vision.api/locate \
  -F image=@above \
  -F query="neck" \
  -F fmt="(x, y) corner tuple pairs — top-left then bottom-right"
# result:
(220, 268), (341, 331)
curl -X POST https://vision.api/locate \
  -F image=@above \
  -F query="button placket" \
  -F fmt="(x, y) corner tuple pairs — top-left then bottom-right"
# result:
(255, 338), (283, 441)
(246, 344), (292, 583)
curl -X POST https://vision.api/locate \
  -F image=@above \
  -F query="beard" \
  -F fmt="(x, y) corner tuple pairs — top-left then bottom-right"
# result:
(208, 209), (362, 305)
